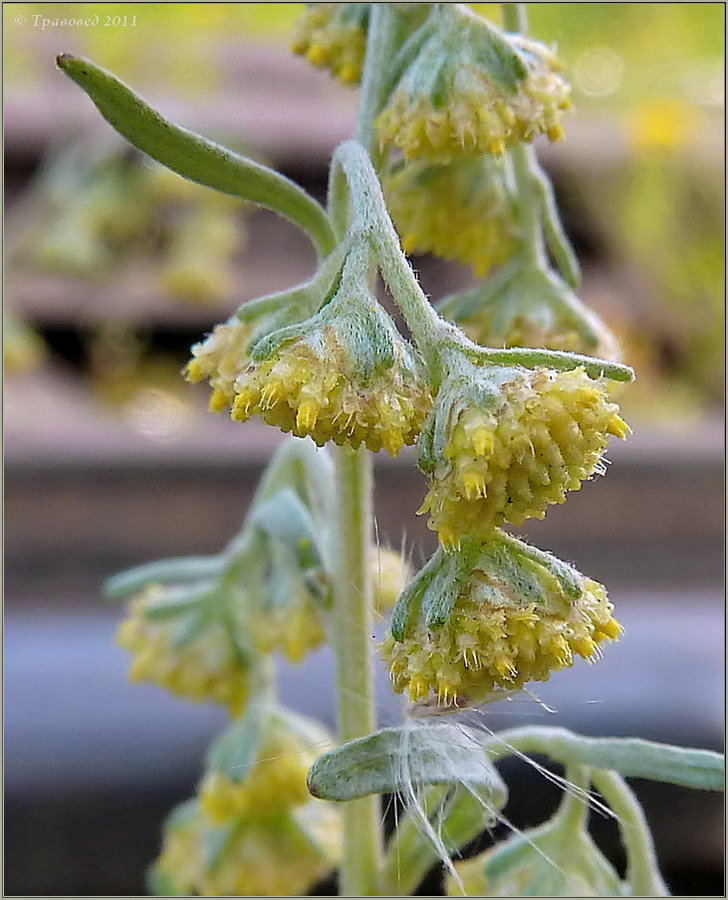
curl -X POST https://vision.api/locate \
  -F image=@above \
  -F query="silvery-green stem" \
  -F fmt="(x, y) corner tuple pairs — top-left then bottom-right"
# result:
(331, 445), (381, 896)
(355, 4), (398, 165)
(591, 770), (670, 896)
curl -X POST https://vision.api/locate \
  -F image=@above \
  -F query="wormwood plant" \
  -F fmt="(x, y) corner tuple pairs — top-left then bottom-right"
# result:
(58, 4), (724, 896)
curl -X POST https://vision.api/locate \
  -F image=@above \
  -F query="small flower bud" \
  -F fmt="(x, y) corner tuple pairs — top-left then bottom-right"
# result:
(382, 155), (520, 277)
(231, 281), (432, 455)
(116, 584), (251, 715)
(376, 7), (571, 163)
(439, 261), (621, 360)
(372, 545), (413, 613)
(418, 357), (629, 547)
(380, 533), (622, 710)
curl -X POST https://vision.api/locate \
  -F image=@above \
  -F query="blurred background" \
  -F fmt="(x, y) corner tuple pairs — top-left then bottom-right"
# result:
(4, 3), (724, 896)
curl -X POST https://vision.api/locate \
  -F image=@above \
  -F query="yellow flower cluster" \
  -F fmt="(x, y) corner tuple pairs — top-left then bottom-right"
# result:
(381, 572), (621, 708)
(420, 366), (629, 548)
(116, 588), (249, 716)
(290, 4), (366, 85)
(200, 718), (330, 823)
(153, 799), (341, 897)
(231, 326), (432, 456)
(253, 597), (327, 665)
(185, 318), (253, 414)
(376, 39), (570, 163)
(383, 158), (519, 277)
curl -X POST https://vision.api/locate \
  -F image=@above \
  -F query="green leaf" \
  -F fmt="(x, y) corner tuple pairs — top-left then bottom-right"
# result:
(252, 487), (325, 571)
(104, 555), (224, 600)
(489, 727), (725, 791)
(307, 724), (507, 805)
(55, 54), (336, 258)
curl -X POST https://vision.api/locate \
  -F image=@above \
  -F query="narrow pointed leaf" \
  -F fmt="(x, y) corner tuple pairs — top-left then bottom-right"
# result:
(56, 54), (336, 257)
(104, 555), (224, 600)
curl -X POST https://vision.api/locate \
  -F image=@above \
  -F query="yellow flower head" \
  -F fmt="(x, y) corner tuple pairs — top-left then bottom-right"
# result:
(376, 8), (570, 163)
(383, 156), (520, 277)
(116, 585), (250, 715)
(151, 798), (342, 897)
(231, 297), (432, 456)
(291, 3), (367, 85)
(439, 262), (622, 360)
(418, 360), (629, 548)
(185, 317), (255, 413)
(200, 708), (334, 823)
(380, 533), (622, 710)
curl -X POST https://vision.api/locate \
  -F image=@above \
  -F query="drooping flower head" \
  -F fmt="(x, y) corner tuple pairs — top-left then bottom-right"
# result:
(376, 6), (571, 163)
(438, 260), (622, 359)
(184, 247), (346, 414)
(149, 797), (342, 897)
(380, 533), (622, 710)
(116, 583), (251, 715)
(231, 251), (433, 455)
(248, 486), (332, 664)
(382, 154), (520, 277)
(417, 355), (629, 548)
(200, 706), (334, 823)
(291, 3), (369, 85)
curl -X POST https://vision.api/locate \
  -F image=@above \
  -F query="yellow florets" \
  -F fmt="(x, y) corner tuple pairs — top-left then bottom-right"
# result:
(153, 800), (342, 897)
(184, 318), (253, 413)
(253, 597), (327, 664)
(383, 158), (519, 277)
(231, 326), (432, 456)
(376, 38), (570, 163)
(200, 727), (326, 823)
(291, 4), (366, 85)
(381, 572), (621, 709)
(116, 588), (249, 715)
(420, 366), (629, 548)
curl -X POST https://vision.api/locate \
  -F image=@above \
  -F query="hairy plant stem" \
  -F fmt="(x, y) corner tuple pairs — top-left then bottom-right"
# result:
(331, 446), (381, 896)
(591, 770), (669, 896)
(327, 9), (400, 893)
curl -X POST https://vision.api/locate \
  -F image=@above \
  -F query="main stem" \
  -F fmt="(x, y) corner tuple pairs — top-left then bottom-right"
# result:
(331, 446), (381, 895)
(329, 8), (404, 894)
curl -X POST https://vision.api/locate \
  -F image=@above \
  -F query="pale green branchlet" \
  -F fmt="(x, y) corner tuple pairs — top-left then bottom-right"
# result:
(60, 3), (725, 897)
